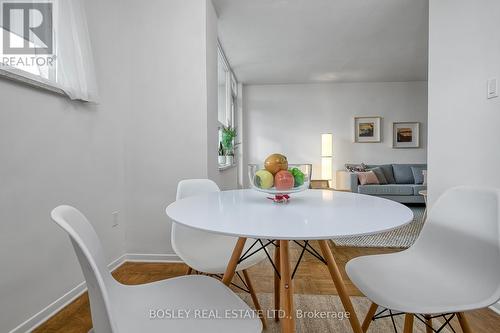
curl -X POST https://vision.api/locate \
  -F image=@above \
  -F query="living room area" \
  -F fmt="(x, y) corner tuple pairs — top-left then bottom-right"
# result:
(228, 0), (429, 248)
(1, 1), (499, 333)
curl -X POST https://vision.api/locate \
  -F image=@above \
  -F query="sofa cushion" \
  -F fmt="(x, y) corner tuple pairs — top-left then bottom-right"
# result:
(392, 164), (427, 184)
(413, 185), (427, 196)
(358, 184), (415, 196)
(370, 167), (388, 184)
(366, 164), (396, 184)
(411, 166), (427, 184)
(392, 164), (414, 184)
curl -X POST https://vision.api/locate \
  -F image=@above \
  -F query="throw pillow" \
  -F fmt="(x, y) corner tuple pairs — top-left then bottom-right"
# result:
(356, 171), (380, 185)
(422, 170), (428, 185)
(411, 167), (427, 184)
(370, 167), (388, 184)
(366, 164), (396, 184)
(345, 163), (367, 172)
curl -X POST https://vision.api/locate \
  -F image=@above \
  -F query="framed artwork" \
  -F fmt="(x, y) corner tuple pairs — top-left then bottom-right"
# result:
(354, 116), (382, 143)
(393, 122), (420, 148)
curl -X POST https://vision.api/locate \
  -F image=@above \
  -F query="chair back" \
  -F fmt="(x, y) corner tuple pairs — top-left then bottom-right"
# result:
(412, 186), (500, 303)
(172, 179), (221, 267)
(175, 179), (220, 201)
(51, 205), (118, 333)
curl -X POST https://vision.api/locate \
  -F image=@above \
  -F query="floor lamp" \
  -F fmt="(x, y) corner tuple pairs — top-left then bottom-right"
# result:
(321, 134), (333, 188)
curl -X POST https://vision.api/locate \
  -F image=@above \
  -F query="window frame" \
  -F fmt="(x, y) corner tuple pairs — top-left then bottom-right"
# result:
(217, 41), (238, 170)
(217, 42), (237, 127)
(0, 64), (65, 95)
(0, 0), (77, 99)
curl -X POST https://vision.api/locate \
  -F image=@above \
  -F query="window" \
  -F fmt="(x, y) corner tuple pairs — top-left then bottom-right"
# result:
(217, 42), (238, 169)
(0, 0), (98, 101)
(217, 51), (228, 125)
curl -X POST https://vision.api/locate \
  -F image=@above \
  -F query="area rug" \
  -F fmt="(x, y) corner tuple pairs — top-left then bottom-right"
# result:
(239, 293), (450, 332)
(331, 206), (425, 248)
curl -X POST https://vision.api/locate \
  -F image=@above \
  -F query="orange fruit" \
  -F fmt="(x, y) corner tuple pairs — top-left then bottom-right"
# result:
(264, 153), (288, 175)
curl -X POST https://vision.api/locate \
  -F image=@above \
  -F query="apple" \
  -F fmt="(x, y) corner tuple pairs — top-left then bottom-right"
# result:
(255, 169), (274, 189)
(274, 170), (295, 190)
(264, 153), (288, 175)
(290, 167), (305, 187)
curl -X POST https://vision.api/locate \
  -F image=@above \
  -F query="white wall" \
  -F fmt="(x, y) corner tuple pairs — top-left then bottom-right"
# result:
(0, 0), (128, 330)
(428, 0), (500, 205)
(122, 0), (209, 254)
(123, 0), (236, 255)
(0, 0), (227, 331)
(243, 82), (428, 185)
(428, 0), (500, 313)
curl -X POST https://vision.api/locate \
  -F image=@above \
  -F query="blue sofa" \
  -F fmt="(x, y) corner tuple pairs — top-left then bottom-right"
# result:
(348, 164), (427, 203)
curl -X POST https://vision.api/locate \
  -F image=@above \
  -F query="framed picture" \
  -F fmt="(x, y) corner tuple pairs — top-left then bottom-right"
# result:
(354, 116), (382, 143)
(393, 122), (420, 148)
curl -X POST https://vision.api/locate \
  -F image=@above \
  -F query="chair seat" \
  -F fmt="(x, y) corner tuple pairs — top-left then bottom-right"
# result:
(114, 275), (262, 333)
(175, 234), (268, 274)
(346, 250), (499, 315)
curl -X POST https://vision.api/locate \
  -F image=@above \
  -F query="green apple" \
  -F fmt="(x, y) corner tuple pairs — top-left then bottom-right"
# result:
(290, 167), (305, 187)
(255, 169), (274, 189)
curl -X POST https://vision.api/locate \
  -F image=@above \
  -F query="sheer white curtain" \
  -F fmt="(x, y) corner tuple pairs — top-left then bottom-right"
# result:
(0, 0), (98, 102)
(55, 0), (98, 101)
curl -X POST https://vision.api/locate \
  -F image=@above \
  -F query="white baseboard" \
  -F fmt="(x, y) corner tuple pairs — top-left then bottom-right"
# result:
(9, 281), (88, 333)
(8, 253), (182, 333)
(125, 253), (182, 263)
(490, 302), (500, 315)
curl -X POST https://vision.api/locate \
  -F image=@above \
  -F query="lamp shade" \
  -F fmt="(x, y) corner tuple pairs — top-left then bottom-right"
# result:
(321, 134), (333, 182)
(321, 133), (333, 157)
(321, 157), (333, 180)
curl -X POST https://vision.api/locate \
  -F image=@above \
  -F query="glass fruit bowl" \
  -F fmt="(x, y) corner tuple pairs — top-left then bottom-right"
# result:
(248, 163), (312, 195)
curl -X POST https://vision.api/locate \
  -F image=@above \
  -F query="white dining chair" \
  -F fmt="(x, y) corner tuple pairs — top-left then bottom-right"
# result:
(346, 186), (500, 333)
(171, 179), (268, 326)
(51, 205), (262, 333)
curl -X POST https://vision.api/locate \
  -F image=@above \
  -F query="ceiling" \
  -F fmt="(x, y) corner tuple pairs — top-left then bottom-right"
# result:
(212, 0), (428, 85)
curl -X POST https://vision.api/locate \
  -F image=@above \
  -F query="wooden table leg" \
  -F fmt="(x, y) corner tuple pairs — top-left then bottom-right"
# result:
(222, 237), (247, 286)
(318, 240), (363, 333)
(457, 312), (472, 333)
(280, 240), (295, 333)
(362, 302), (378, 332)
(403, 314), (414, 333)
(274, 243), (281, 322)
(243, 269), (267, 329)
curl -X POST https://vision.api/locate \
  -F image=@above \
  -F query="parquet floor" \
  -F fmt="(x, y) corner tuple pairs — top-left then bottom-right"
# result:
(34, 242), (500, 332)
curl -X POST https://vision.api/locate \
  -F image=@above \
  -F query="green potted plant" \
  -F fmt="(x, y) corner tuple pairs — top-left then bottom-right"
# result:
(221, 125), (238, 165)
(218, 142), (226, 165)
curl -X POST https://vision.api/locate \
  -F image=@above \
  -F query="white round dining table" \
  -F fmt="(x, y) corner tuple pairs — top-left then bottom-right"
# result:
(166, 189), (413, 333)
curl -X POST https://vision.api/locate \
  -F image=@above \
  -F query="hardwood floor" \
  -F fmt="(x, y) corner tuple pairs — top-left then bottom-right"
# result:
(34, 242), (500, 332)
